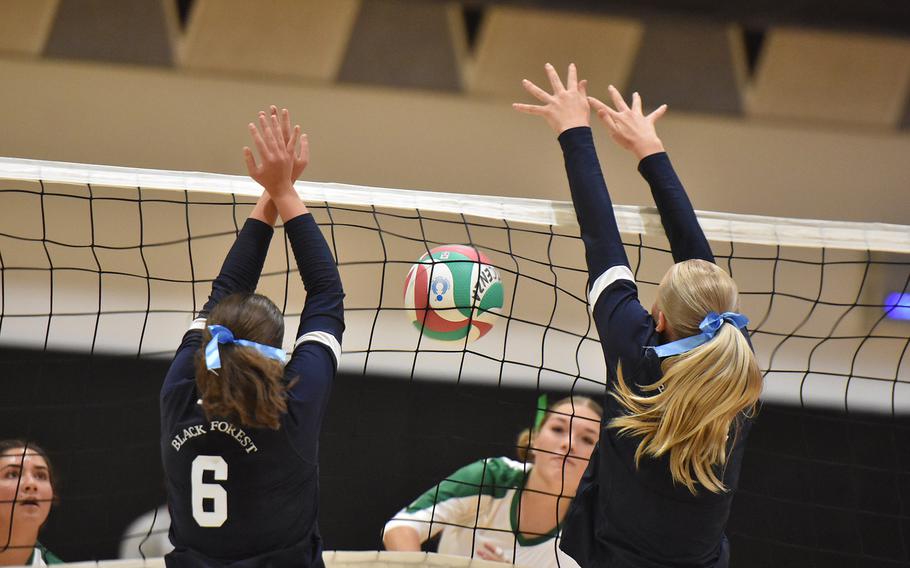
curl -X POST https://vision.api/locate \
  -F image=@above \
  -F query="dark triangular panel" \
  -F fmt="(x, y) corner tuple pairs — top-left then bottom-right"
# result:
(627, 18), (743, 115)
(44, 0), (174, 66)
(338, 0), (462, 92)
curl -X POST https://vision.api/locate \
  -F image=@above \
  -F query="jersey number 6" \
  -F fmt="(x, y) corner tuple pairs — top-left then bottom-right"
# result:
(191, 455), (228, 527)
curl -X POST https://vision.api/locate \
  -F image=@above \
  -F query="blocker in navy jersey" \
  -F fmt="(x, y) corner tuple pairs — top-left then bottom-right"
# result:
(555, 127), (752, 568)
(160, 214), (343, 567)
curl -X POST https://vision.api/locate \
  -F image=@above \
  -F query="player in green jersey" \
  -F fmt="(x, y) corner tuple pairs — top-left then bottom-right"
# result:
(383, 396), (601, 568)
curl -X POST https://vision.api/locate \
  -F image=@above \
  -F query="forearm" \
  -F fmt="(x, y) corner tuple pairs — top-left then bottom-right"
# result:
(200, 218), (274, 315)
(558, 126), (630, 283)
(249, 192), (278, 226)
(638, 152), (714, 263)
(284, 214), (345, 339)
(269, 183), (309, 224)
(383, 526), (422, 551)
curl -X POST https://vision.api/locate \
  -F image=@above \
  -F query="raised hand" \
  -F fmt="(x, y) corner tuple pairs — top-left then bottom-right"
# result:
(588, 86), (667, 160)
(243, 111), (297, 196)
(269, 105), (309, 181)
(243, 107), (309, 221)
(512, 63), (590, 135)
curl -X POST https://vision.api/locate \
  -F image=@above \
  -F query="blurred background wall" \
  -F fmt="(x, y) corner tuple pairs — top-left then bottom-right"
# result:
(1, 2), (909, 566)
(0, 0), (907, 223)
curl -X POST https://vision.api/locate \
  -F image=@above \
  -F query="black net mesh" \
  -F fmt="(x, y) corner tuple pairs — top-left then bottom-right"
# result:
(0, 164), (908, 565)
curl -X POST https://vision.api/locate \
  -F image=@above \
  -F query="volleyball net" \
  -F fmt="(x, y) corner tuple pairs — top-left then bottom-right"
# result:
(1, 156), (908, 414)
(1, 157), (909, 565)
(34, 551), (508, 567)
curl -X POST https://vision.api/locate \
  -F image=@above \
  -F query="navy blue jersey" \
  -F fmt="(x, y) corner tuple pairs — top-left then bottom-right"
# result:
(160, 214), (344, 568)
(555, 127), (752, 568)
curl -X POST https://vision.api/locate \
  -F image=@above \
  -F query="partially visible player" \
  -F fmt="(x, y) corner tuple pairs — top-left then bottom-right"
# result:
(160, 107), (344, 567)
(514, 65), (762, 567)
(383, 396), (601, 567)
(0, 440), (62, 566)
(118, 504), (172, 559)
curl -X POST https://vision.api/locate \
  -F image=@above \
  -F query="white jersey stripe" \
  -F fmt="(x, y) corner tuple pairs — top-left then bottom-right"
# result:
(189, 317), (207, 331)
(295, 331), (342, 365)
(588, 265), (635, 310)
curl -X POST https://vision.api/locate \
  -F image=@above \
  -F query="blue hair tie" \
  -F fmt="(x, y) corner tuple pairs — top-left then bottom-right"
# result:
(205, 324), (287, 372)
(648, 311), (749, 358)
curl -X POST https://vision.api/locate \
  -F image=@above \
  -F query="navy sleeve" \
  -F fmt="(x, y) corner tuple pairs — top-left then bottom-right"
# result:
(161, 331), (202, 400)
(282, 213), (344, 430)
(558, 127), (656, 384)
(638, 152), (714, 264)
(558, 126), (629, 282)
(199, 218), (275, 318)
(161, 218), (274, 396)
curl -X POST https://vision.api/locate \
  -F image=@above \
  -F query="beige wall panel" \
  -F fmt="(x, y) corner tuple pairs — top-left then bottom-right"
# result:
(468, 7), (642, 98)
(0, 58), (907, 225)
(747, 29), (910, 127)
(179, 0), (360, 81)
(0, 0), (59, 56)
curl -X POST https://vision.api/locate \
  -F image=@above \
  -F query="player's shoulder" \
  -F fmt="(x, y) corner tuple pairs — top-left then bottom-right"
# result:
(160, 382), (204, 433)
(450, 456), (527, 488)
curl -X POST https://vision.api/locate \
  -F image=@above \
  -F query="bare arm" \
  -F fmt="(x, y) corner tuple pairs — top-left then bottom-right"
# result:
(249, 192), (278, 225)
(383, 526), (422, 551)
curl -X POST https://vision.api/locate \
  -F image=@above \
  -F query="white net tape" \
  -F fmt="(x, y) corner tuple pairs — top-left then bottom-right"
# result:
(1, 157), (908, 414)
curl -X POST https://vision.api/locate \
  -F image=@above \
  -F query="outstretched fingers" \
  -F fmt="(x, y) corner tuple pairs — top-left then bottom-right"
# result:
(242, 145), (258, 176)
(587, 96), (619, 132)
(521, 78), (552, 103)
(647, 104), (668, 123)
(566, 63), (578, 91)
(631, 92), (642, 114)
(512, 102), (547, 116)
(297, 133), (310, 164)
(248, 121), (269, 160)
(578, 79), (588, 98)
(286, 124), (301, 154)
(544, 62), (565, 93)
(607, 85), (630, 112)
(587, 96), (609, 114)
(257, 113), (280, 154)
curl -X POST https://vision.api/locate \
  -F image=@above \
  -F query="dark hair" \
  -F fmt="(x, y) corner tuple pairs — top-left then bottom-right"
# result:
(0, 440), (57, 504)
(194, 293), (291, 430)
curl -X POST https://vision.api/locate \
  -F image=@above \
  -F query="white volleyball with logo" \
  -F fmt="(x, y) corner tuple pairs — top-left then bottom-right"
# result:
(402, 245), (503, 342)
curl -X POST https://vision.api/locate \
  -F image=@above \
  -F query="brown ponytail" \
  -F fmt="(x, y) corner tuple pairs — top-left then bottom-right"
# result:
(194, 293), (290, 430)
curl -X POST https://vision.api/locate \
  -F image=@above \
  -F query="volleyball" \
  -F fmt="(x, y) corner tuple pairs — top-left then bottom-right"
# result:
(403, 245), (504, 342)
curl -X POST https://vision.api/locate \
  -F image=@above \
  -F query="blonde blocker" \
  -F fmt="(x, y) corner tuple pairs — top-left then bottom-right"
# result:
(516, 396), (603, 462)
(609, 260), (763, 494)
(194, 293), (292, 430)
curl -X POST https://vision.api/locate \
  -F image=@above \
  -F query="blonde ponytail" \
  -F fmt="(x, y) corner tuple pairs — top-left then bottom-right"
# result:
(609, 259), (763, 494)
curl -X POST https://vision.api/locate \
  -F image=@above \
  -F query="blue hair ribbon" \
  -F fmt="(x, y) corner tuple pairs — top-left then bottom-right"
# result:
(205, 324), (287, 371)
(648, 311), (749, 358)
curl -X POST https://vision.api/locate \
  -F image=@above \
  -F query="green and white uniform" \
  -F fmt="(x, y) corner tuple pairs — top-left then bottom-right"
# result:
(385, 457), (580, 568)
(27, 542), (63, 566)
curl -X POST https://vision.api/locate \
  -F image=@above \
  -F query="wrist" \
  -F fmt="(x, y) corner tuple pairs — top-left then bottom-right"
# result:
(556, 118), (590, 136)
(264, 181), (296, 197)
(633, 139), (665, 160)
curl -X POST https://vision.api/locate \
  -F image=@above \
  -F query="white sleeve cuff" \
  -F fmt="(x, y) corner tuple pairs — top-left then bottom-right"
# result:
(189, 317), (207, 331)
(294, 331), (342, 366)
(588, 265), (635, 310)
